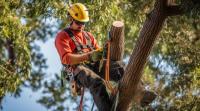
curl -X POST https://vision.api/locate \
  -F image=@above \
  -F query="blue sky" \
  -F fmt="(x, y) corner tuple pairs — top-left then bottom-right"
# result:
(2, 38), (62, 111)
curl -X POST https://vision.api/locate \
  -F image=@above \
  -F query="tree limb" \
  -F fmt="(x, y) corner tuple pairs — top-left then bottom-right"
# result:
(116, 0), (169, 110)
(110, 21), (124, 61)
(6, 39), (15, 66)
(166, 5), (184, 16)
(167, 0), (177, 6)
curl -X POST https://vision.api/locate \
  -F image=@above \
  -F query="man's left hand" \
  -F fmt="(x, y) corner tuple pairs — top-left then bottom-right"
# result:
(89, 49), (103, 62)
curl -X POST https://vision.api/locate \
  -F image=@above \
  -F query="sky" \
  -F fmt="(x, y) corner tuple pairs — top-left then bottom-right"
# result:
(2, 38), (62, 111)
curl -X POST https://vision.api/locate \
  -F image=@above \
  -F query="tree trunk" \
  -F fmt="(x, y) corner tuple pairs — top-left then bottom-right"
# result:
(110, 21), (124, 61)
(116, 0), (169, 110)
(110, 21), (148, 106)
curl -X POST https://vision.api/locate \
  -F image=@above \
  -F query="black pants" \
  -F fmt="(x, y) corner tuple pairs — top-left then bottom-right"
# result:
(74, 60), (124, 111)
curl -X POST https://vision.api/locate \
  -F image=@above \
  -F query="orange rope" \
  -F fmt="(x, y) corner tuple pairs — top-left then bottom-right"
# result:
(105, 41), (116, 94)
(105, 41), (110, 81)
(78, 40), (115, 111)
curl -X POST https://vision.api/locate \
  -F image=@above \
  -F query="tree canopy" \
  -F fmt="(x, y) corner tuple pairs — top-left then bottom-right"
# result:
(0, 0), (200, 110)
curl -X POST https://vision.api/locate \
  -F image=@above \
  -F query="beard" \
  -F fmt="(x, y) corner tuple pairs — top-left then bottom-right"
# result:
(69, 23), (84, 32)
(75, 26), (84, 31)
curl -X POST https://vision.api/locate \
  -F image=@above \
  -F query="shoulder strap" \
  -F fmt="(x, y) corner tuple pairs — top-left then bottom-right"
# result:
(83, 31), (95, 51)
(64, 28), (83, 53)
(64, 28), (95, 53)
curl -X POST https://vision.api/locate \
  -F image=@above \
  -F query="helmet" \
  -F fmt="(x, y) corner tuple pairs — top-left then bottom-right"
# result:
(68, 3), (89, 22)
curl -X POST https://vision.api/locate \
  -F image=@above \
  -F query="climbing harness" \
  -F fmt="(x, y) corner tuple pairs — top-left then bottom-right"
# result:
(61, 29), (119, 111)
(61, 28), (95, 84)
(61, 28), (95, 111)
(64, 28), (95, 54)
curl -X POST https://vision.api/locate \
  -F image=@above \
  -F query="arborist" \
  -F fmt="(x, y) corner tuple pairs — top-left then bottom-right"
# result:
(55, 3), (124, 111)
(55, 3), (156, 111)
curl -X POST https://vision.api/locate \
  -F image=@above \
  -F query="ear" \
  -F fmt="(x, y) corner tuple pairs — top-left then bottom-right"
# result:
(69, 16), (73, 21)
(67, 13), (73, 22)
(68, 16), (73, 26)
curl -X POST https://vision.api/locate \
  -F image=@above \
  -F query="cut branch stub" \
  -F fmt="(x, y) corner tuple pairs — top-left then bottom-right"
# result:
(110, 21), (124, 61)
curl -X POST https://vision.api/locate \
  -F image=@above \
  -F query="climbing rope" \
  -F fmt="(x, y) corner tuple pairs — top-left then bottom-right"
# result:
(78, 87), (85, 111)
(104, 40), (118, 95)
(90, 102), (95, 111)
(104, 33), (119, 111)
(78, 32), (117, 111)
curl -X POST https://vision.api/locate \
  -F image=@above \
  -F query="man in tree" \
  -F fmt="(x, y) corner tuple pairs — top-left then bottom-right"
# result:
(55, 3), (124, 111)
(55, 3), (156, 111)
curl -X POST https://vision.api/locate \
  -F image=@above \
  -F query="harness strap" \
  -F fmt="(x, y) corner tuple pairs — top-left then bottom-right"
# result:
(81, 44), (88, 49)
(71, 37), (83, 53)
(83, 31), (95, 50)
(64, 28), (95, 54)
(63, 28), (95, 111)
(64, 29), (83, 53)
(62, 28), (96, 70)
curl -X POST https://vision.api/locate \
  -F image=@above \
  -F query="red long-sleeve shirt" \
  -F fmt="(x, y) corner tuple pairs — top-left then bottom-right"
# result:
(55, 29), (99, 65)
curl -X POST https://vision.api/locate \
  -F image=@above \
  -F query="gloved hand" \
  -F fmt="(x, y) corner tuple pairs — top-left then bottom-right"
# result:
(89, 49), (103, 62)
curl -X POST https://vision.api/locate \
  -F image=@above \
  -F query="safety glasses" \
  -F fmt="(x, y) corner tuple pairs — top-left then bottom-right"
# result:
(74, 20), (86, 25)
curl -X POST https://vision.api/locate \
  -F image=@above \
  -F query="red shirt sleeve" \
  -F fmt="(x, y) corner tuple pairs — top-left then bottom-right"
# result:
(55, 31), (74, 64)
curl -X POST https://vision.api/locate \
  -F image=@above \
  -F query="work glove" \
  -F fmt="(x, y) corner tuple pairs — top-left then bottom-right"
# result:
(89, 49), (103, 62)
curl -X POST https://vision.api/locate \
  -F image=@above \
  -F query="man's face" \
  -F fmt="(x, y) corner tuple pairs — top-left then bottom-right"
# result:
(71, 20), (86, 31)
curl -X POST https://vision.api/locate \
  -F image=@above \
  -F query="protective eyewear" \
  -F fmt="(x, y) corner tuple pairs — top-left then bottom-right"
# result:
(74, 20), (86, 25)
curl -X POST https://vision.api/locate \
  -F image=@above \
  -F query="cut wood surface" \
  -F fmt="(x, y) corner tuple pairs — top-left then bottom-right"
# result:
(110, 21), (124, 61)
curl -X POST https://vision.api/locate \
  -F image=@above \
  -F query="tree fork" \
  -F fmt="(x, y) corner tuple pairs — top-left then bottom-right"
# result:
(110, 21), (148, 106)
(116, 0), (170, 110)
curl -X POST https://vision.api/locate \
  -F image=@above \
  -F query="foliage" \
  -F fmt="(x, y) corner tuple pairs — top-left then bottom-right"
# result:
(0, 0), (31, 97)
(0, 0), (200, 111)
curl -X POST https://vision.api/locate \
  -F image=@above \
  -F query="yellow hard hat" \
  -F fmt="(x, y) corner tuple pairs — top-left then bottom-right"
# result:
(68, 3), (89, 22)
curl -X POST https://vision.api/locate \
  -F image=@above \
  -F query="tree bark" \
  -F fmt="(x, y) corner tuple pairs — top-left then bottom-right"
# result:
(110, 21), (147, 106)
(6, 39), (15, 66)
(110, 21), (124, 61)
(116, 0), (169, 110)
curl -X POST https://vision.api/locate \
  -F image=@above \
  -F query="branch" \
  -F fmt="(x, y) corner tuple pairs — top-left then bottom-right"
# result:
(166, 5), (184, 16)
(6, 39), (15, 66)
(167, 0), (177, 6)
(110, 21), (124, 61)
(154, 0), (168, 11)
(116, 4), (167, 111)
